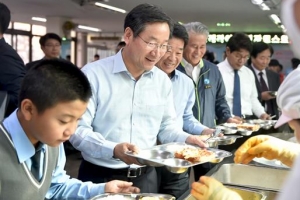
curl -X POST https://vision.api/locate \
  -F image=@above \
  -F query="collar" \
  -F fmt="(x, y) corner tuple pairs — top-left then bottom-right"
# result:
(181, 58), (204, 69)
(223, 58), (247, 73)
(3, 110), (46, 163)
(112, 50), (154, 78)
(251, 64), (266, 75)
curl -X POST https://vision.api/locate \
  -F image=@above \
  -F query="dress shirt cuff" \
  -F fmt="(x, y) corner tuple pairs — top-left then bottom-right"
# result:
(177, 132), (190, 143)
(101, 140), (118, 159)
(191, 125), (207, 135)
(89, 183), (106, 198)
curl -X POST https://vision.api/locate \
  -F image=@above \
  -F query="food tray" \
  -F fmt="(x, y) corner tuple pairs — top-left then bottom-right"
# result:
(207, 135), (243, 145)
(219, 123), (261, 136)
(252, 157), (289, 169)
(90, 193), (175, 200)
(125, 143), (232, 173)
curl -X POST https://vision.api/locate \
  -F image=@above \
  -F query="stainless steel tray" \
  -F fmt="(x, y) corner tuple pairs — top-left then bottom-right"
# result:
(206, 135), (243, 145)
(209, 164), (289, 192)
(126, 143), (232, 173)
(90, 193), (175, 200)
(253, 157), (289, 169)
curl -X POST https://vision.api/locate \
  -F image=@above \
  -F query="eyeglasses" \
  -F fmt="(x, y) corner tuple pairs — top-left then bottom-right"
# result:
(234, 53), (249, 61)
(45, 44), (61, 48)
(137, 35), (170, 52)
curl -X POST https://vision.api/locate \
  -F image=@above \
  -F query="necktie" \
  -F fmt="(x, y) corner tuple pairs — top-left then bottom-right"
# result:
(232, 70), (242, 117)
(259, 72), (273, 114)
(259, 72), (269, 92)
(31, 150), (42, 181)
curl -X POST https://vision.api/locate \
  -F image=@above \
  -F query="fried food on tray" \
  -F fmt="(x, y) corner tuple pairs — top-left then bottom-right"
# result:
(237, 123), (260, 131)
(174, 147), (215, 163)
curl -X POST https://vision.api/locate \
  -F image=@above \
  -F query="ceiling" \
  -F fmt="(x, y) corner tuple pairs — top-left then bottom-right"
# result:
(2, 0), (283, 34)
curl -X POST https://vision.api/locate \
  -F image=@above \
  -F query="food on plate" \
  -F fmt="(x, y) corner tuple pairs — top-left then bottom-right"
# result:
(138, 197), (161, 200)
(174, 147), (215, 162)
(237, 123), (260, 131)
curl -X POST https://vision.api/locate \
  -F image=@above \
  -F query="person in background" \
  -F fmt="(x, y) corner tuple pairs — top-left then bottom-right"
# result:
(177, 21), (241, 180)
(66, 54), (71, 62)
(268, 59), (284, 83)
(291, 57), (300, 70)
(155, 23), (214, 199)
(190, 0), (300, 199)
(26, 33), (62, 70)
(94, 54), (100, 61)
(248, 42), (280, 119)
(70, 3), (207, 194)
(0, 59), (139, 199)
(115, 41), (126, 53)
(218, 33), (270, 120)
(0, 2), (26, 117)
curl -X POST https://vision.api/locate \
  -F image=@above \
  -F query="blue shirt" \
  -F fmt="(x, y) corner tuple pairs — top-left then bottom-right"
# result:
(70, 51), (190, 169)
(171, 70), (207, 134)
(3, 110), (105, 199)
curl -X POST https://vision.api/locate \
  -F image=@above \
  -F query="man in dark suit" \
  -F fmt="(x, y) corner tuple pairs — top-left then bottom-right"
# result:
(248, 42), (281, 119)
(0, 2), (26, 117)
(26, 33), (62, 70)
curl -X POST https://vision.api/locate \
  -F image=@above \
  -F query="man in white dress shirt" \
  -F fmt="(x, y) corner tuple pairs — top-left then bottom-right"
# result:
(218, 33), (269, 120)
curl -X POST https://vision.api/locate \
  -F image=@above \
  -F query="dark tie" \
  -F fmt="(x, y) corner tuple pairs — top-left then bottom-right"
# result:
(259, 72), (273, 114)
(31, 150), (42, 181)
(233, 70), (242, 117)
(259, 72), (269, 92)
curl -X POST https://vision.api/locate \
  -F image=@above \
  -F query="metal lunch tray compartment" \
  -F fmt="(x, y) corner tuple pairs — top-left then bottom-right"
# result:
(90, 193), (175, 200)
(252, 157), (289, 169)
(209, 163), (289, 191)
(126, 143), (232, 173)
(206, 135), (243, 146)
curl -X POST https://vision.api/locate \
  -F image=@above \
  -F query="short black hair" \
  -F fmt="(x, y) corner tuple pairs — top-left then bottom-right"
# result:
(269, 59), (280, 67)
(172, 23), (189, 47)
(291, 58), (300, 69)
(94, 54), (100, 58)
(124, 3), (173, 38)
(19, 59), (92, 113)
(226, 32), (252, 53)
(117, 41), (126, 47)
(39, 33), (62, 46)
(0, 2), (11, 34)
(251, 42), (274, 58)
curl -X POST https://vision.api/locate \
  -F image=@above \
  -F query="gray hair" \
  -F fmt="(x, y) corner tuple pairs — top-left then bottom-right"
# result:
(183, 22), (209, 38)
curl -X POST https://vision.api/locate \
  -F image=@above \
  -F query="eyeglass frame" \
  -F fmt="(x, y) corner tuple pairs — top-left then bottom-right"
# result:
(137, 35), (170, 52)
(233, 52), (250, 61)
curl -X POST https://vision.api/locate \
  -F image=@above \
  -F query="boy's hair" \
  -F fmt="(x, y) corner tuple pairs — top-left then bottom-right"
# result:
(172, 23), (189, 47)
(124, 3), (173, 38)
(19, 59), (92, 113)
(226, 32), (252, 53)
(39, 33), (62, 46)
(0, 2), (11, 34)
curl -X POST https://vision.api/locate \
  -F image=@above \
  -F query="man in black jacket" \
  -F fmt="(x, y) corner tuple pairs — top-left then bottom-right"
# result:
(0, 2), (26, 117)
(26, 33), (62, 70)
(248, 42), (281, 119)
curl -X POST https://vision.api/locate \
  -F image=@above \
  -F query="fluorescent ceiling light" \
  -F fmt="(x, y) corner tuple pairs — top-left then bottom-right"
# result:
(95, 2), (126, 13)
(32, 17), (47, 22)
(78, 25), (101, 32)
(251, 0), (264, 4)
(270, 14), (281, 24)
(259, 2), (270, 10)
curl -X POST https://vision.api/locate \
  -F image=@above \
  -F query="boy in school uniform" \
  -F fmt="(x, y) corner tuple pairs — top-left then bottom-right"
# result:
(0, 59), (139, 200)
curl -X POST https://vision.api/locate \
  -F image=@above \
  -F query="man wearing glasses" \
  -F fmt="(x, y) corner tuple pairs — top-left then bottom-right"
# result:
(218, 33), (269, 120)
(70, 3), (207, 193)
(26, 33), (62, 70)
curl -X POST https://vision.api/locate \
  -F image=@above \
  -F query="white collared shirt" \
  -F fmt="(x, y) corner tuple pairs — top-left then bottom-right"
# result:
(218, 59), (265, 117)
(181, 58), (202, 84)
(251, 65), (269, 88)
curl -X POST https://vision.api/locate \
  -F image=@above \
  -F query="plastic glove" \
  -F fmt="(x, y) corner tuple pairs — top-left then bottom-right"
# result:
(234, 135), (300, 167)
(191, 176), (242, 200)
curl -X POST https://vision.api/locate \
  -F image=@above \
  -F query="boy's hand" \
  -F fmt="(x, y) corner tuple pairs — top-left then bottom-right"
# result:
(113, 143), (141, 165)
(105, 180), (140, 193)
